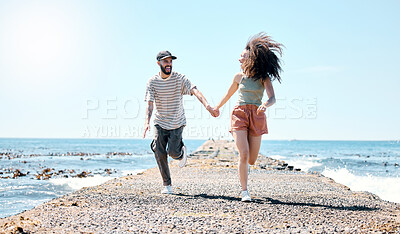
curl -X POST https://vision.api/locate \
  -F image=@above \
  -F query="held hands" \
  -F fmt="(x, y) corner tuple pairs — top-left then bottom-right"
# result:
(206, 105), (220, 117)
(143, 104), (219, 139)
(257, 104), (267, 115)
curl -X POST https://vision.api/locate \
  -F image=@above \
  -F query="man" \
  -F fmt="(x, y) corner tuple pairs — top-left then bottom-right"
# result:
(143, 50), (218, 194)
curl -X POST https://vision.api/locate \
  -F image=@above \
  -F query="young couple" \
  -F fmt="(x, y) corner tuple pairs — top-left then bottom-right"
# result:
(143, 32), (283, 202)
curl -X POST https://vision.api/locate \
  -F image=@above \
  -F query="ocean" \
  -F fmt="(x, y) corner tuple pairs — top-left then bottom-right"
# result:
(1, 138), (399, 218)
(260, 140), (400, 203)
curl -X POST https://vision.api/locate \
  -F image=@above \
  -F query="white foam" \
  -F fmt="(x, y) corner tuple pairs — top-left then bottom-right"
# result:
(269, 154), (286, 160)
(322, 167), (400, 204)
(121, 169), (146, 176)
(277, 156), (322, 172)
(268, 154), (322, 171)
(288, 158), (322, 171)
(49, 170), (147, 191)
(49, 175), (116, 190)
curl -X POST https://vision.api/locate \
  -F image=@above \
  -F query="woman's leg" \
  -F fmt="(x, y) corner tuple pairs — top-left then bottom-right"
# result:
(232, 130), (250, 191)
(248, 135), (262, 165)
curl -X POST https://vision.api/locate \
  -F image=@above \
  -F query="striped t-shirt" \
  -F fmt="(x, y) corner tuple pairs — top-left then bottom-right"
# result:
(144, 71), (195, 130)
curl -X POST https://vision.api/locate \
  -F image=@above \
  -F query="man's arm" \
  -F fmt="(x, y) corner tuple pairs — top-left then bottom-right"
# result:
(191, 87), (219, 117)
(143, 101), (154, 138)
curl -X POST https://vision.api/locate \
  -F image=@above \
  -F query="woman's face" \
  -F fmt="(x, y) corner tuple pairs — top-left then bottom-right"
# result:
(239, 49), (249, 69)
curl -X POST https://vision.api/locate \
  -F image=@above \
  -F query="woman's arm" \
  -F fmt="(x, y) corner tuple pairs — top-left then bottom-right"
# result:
(257, 77), (276, 115)
(215, 73), (243, 109)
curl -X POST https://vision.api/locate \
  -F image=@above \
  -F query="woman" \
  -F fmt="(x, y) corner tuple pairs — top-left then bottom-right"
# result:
(213, 32), (283, 202)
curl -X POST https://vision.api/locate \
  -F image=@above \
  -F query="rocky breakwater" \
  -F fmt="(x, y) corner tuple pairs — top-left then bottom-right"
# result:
(0, 151), (131, 180)
(1, 140), (399, 233)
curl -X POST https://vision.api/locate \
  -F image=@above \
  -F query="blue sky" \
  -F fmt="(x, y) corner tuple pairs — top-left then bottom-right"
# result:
(0, 0), (399, 140)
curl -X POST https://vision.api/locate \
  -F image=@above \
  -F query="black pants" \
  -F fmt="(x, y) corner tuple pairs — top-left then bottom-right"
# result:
(151, 125), (184, 186)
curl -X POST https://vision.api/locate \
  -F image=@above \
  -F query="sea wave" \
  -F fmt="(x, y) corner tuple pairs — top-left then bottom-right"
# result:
(322, 167), (400, 204)
(48, 170), (146, 190)
(0, 185), (35, 192)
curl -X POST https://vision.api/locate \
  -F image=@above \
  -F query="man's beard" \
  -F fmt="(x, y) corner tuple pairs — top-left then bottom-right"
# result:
(160, 65), (172, 75)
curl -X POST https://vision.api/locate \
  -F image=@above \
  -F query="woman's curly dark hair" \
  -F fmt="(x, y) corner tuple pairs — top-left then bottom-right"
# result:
(242, 32), (284, 83)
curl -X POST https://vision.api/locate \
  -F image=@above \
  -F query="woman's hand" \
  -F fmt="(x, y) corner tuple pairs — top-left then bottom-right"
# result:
(257, 104), (267, 115)
(207, 105), (220, 117)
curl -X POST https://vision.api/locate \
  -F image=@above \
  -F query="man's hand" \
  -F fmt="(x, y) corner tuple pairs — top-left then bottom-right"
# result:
(207, 105), (220, 117)
(143, 123), (150, 138)
(143, 101), (153, 138)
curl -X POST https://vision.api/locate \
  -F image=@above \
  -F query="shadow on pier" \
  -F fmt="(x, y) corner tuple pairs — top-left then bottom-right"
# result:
(174, 193), (378, 211)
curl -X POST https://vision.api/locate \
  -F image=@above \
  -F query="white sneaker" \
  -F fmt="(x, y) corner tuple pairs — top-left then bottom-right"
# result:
(241, 190), (251, 202)
(178, 145), (187, 168)
(161, 185), (173, 194)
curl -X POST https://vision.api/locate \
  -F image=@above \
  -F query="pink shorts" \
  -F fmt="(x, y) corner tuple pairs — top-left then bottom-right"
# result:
(230, 105), (268, 136)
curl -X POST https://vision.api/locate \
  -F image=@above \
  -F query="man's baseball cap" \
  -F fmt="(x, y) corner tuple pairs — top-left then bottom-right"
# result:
(156, 51), (177, 61)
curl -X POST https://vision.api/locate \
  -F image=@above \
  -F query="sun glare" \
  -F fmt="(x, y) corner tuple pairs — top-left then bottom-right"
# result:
(15, 15), (65, 67)
(2, 3), (75, 83)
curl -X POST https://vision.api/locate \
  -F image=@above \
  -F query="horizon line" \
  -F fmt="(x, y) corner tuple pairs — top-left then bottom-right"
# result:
(0, 137), (399, 142)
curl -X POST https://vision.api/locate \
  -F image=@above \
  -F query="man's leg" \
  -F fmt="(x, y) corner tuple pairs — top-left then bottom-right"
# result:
(151, 125), (172, 186)
(167, 126), (184, 159)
